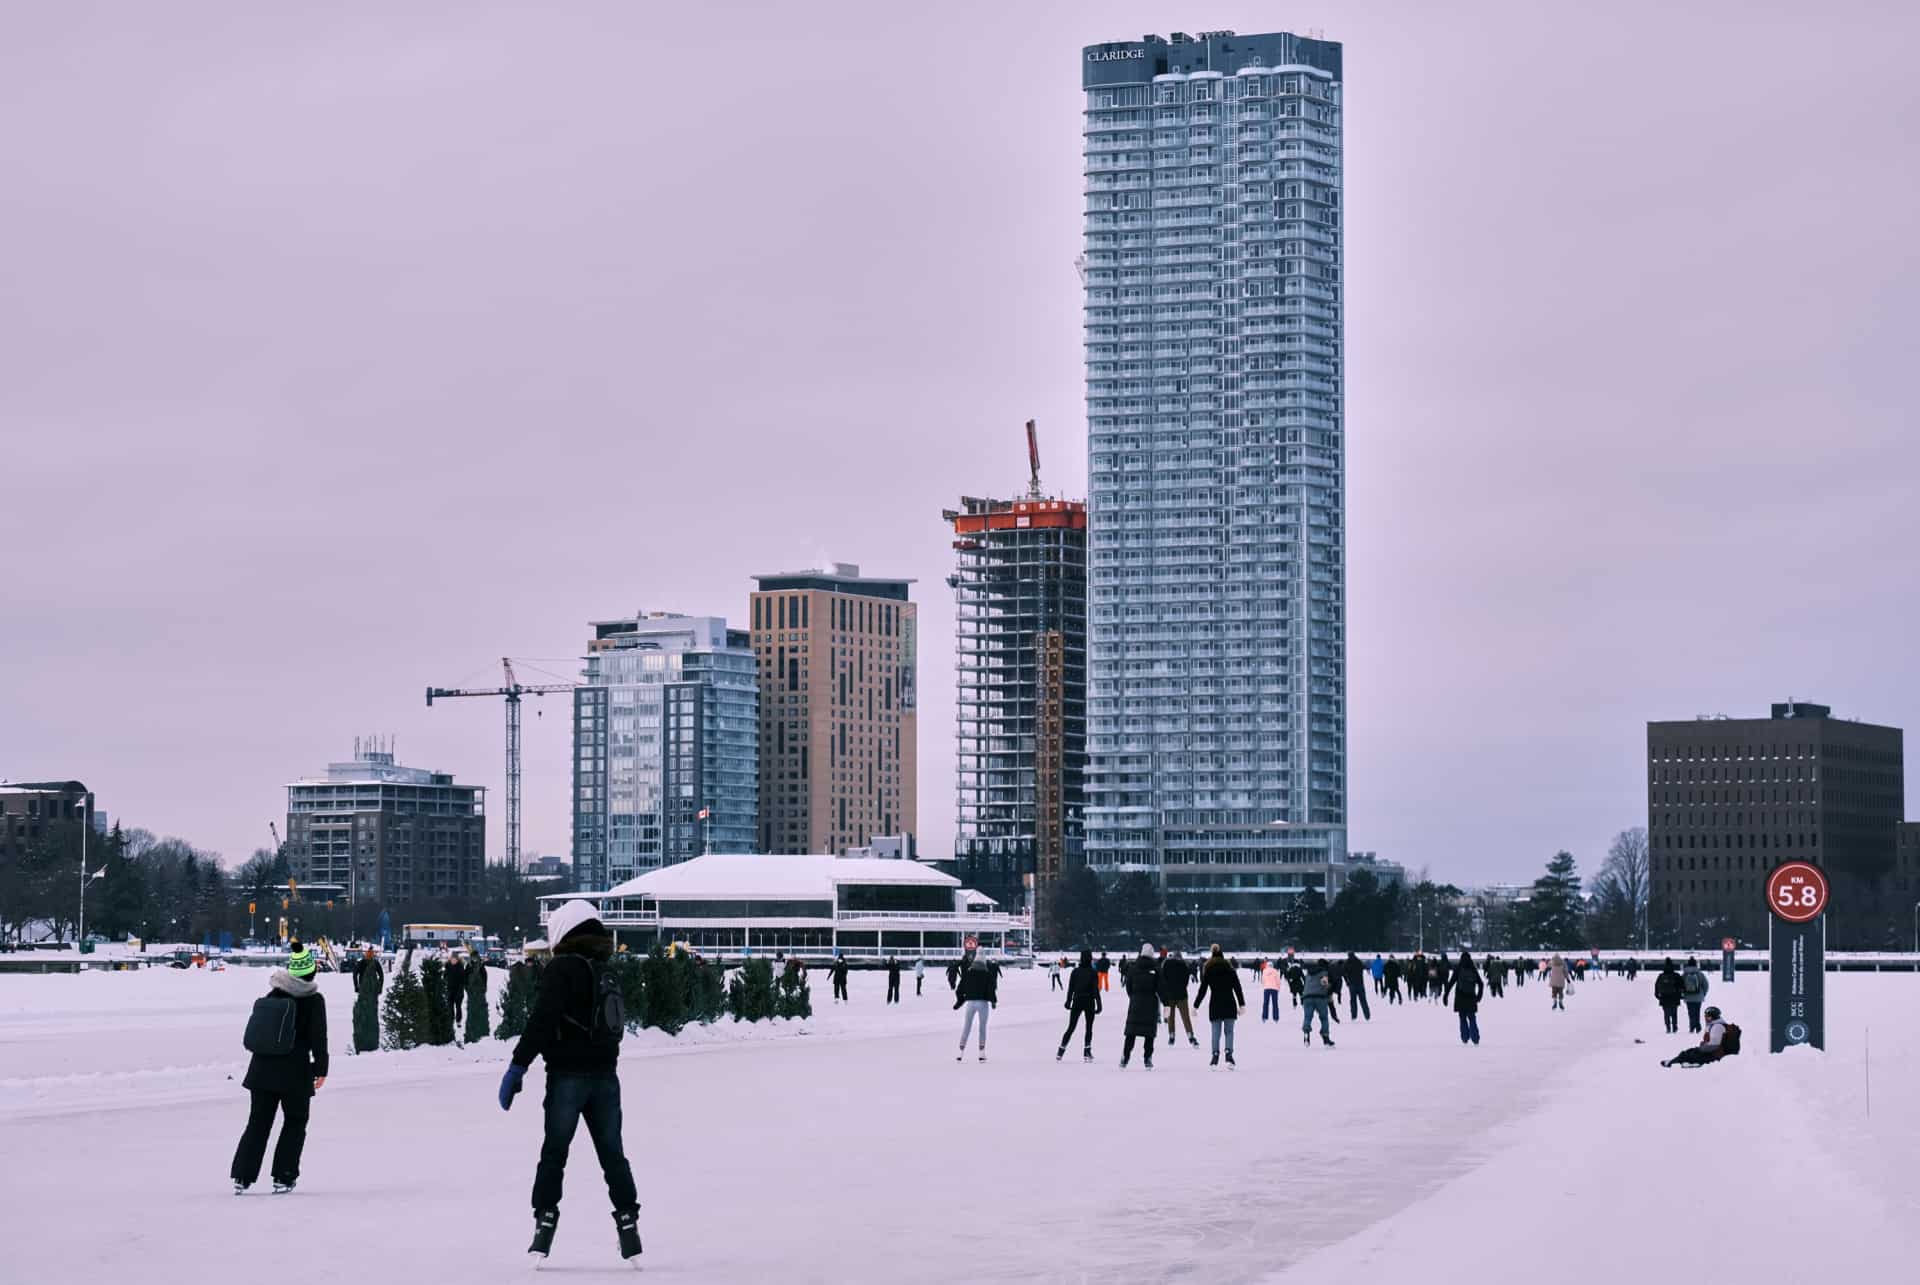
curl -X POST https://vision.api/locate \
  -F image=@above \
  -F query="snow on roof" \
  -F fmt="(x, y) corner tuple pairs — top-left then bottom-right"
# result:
(604, 853), (959, 901)
(963, 890), (997, 906)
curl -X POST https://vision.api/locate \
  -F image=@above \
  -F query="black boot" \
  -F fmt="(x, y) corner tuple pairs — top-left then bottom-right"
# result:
(1056, 1044), (1066, 1062)
(614, 1207), (642, 1262)
(529, 1208), (559, 1259)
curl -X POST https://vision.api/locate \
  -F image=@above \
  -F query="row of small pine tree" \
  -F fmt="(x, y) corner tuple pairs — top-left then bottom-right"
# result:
(355, 948), (811, 1054)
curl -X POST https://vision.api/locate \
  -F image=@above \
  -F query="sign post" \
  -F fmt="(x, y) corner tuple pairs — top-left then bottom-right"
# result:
(1720, 936), (1736, 984)
(1766, 862), (1827, 1053)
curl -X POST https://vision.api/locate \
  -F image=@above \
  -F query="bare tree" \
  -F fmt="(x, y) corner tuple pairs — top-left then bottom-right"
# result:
(1600, 827), (1650, 945)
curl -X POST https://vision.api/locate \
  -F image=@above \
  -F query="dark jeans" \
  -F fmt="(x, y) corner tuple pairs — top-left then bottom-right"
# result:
(1685, 1000), (1703, 1032)
(915, 976), (923, 995)
(1302, 997), (1331, 1037)
(1060, 1009), (1095, 1050)
(886, 978), (900, 1003)
(532, 1073), (638, 1214)
(1349, 986), (1370, 1021)
(1667, 1046), (1724, 1067)
(1121, 1030), (1156, 1063)
(1386, 982), (1402, 1004)
(1458, 1012), (1481, 1045)
(833, 977), (848, 1001)
(1261, 990), (1281, 1021)
(449, 987), (465, 1020)
(1661, 1004), (1679, 1033)
(231, 1089), (310, 1186)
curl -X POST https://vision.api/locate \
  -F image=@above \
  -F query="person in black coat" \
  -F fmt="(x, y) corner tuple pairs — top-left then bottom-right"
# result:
(1158, 949), (1198, 1047)
(1341, 952), (1371, 1021)
(1445, 950), (1484, 1045)
(230, 941), (329, 1193)
(1120, 945), (1161, 1069)
(1057, 948), (1102, 1062)
(499, 901), (641, 1262)
(447, 952), (468, 1023)
(885, 956), (901, 1004)
(1653, 959), (1684, 1033)
(1192, 945), (1246, 1067)
(1383, 955), (1403, 1004)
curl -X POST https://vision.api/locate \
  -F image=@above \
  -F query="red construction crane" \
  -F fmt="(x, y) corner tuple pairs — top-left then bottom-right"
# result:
(425, 658), (574, 872)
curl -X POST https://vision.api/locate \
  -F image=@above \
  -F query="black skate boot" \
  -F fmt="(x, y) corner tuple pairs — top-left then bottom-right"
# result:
(1056, 1044), (1066, 1062)
(1209, 1052), (1219, 1068)
(1083, 1048), (1094, 1063)
(613, 1207), (642, 1264)
(1225, 1050), (1236, 1069)
(271, 1179), (296, 1195)
(529, 1208), (559, 1260)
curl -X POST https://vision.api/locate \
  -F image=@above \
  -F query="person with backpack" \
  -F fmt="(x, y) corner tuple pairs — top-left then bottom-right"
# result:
(498, 900), (640, 1266)
(1057, 948), (1102, 1062)
(1445, 950), (1484, 1046)
(953, 940), (999, 1061)
(1653, 959), (1685, 1033)
(1193, 944), (1245, 1068)
(1663, 1006), (1739, 1067)
(1259, 959), (1284, 1022)
(1680, 957), (1710, 1033)
(1120, 943), (1161, 1069)
(230, 940), (329, 1195)
(885, 955), (901, 1004)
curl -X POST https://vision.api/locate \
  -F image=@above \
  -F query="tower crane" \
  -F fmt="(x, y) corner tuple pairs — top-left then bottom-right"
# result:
(426, 658), (575, 872)
(1025, 418), (1044, 500)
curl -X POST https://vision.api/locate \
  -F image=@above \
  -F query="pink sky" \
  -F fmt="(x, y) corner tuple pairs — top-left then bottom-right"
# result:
(4, 1), (1917, 884)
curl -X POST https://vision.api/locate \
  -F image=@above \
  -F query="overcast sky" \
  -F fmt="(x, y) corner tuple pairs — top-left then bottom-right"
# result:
(4, 1), (1917, 886)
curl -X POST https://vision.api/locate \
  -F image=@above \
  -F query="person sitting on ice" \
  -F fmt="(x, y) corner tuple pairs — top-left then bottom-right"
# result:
(1662, 1006), (1740, 1068)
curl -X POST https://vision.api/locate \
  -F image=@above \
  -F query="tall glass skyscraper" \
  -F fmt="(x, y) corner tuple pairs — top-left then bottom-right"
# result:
(572, 613), (758, 890)
(1081, 31), (1348, 926)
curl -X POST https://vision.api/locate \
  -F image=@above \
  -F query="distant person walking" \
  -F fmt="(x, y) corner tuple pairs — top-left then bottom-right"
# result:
(1680, 957), (1710, 1033)
(1547, 955), (1570, 1011)
(1300, 959), (1335, 1047)
(1445, 950), (1484, 1046)
(1484, 956), (1506, 999)
(885, 956), (901, 1004)
(1057, 948), (1102, 1063)
(914, 958), (925, 997)
(1120, 944), (1161, 1069)
(953, 941), (999, 1061)
(831, 954), (850, 1004)
(1342, 952), (1371, 1021)
(231, 941), (328, 1195)
(1653, 959), (1684, 1034)
(1259, 960), (1284, 1022)
(1383, 955), (1403, 1005)
(1193, 945), (1245, 1068)
(1160, 949), (1198, 1048)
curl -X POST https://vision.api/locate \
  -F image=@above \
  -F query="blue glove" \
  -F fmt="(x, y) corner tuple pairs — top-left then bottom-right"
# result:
(498, 1064), (525, 1111)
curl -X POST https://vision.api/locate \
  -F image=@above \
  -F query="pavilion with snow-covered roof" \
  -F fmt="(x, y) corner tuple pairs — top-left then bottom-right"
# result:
(536, 853), (1029, 962)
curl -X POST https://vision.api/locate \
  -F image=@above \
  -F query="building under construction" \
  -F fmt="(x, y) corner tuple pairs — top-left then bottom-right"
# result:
(944, 422), (1088, 924)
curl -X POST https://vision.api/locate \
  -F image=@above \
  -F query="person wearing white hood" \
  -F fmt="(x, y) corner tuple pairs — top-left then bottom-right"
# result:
(499, 899), (641, 1266)
(231, 940), (328, 1194)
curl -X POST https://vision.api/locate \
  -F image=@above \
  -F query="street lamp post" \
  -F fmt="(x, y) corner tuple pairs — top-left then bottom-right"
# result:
(1912, 902), (1918, 955)
(76, 794), (89, 949)
(1191, 902), (1199, 952)
(1417, 900), (1425, 954)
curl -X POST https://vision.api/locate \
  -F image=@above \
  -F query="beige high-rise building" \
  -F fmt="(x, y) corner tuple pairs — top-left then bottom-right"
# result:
(750, 564), (916, 854)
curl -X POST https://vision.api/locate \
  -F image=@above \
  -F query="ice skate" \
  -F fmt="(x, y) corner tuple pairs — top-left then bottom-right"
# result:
(1209, 1052), (1219, 1067)
(528, 1208), (559, 1260)
(1225, 1051), (1236, 1069)
(613, 1208), (642, 1263)
(271, 1180), (296, 1195)
(232, 1181), (249, 1196)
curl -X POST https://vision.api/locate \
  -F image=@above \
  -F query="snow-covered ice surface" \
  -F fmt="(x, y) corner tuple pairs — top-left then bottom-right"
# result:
(2, 965), (1915, 1282)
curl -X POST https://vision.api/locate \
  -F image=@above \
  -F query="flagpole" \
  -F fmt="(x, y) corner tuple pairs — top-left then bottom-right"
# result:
(76, 793), (88, 950)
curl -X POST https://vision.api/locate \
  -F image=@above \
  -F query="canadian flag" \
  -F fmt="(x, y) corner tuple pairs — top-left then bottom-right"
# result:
(696, 808), (710, 820)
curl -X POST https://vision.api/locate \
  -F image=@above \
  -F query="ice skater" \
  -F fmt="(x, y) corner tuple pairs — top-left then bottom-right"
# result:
(1193, 944), (1245, 1068)
(231, 940), (328, 1195)
(886, 955), (901, 1004)
(1160, 948), (1198, 1048)
(1049, 956), (1063, 991)
(1681, 957), (1710, 1033)
(831, 953), (850, 1004)
(1445, 950), (1484, 1046)
(1300, 959), (1335, 1047)
(1259, 959), (1284, 1021)
(1547, 954), (1570, 1010)
(497, 900), (641, 1266)
(1383, 955), (1403, 1005)
(953, 939), (998, 1061)
(1342, 952), (1371, 1021)
(914, 957), (925, 996)
(1654, 958), (1684, 1033)
(1120, 943), (1161, 1069)
(1057, 948), (1101, 1062)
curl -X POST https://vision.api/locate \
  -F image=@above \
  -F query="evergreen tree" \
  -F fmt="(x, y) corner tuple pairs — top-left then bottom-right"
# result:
(611, 953), (647, 1031)
(421, 956), (456, 1046)
(381, 959), (424, 1050)
(352, 977), (380, 1053)
(496, 962), (537, 1041)
(774, 962), (813, 1020)
(685, 955), (725, 1025)
(463, 959), (491, 1043)
(1520, 851), (1586, 949)
(642, 948), (687, 1034)
(728, 958), (776, 1022)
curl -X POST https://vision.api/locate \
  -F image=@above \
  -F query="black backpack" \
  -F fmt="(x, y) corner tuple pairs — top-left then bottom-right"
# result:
(243, 994), (298, 1056)
(559, 956), (625, 1047)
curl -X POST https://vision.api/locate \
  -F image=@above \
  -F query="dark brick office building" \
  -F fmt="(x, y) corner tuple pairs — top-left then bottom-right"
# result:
(1647, 701), (1904, 948)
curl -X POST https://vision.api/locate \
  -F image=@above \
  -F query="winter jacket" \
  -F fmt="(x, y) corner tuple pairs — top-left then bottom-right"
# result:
(1300, 965), (1331, 1001)
(1447, 964), (1484, 1015)
(354, 957), (384, 997)
(1653, 969), (1684, 1006)
(1066, 964), (1101, 1014)
(1370, 957), (1385, 981)
(1681, 967), (1709, 1004)
(1157, 955), (1191, 1004)
(243, 970), (330, 1098)
(1260, 964), (1284, 992)
(886, 960), (901, 982)
(1341, 955), (1366, 992)
(954, 955), (1000, 1004)
(1384, 958), (1403, 983)
(1547, 960), (1569, 990)
(511, 936), (619, 1075)
(1122, 958), (1162, 1035)
(1193, 959), (1246, 1021)
(446, 959), (467, 995)
(1286, 964), (1307, 995)
(1702, 1018), (1728, 1050)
